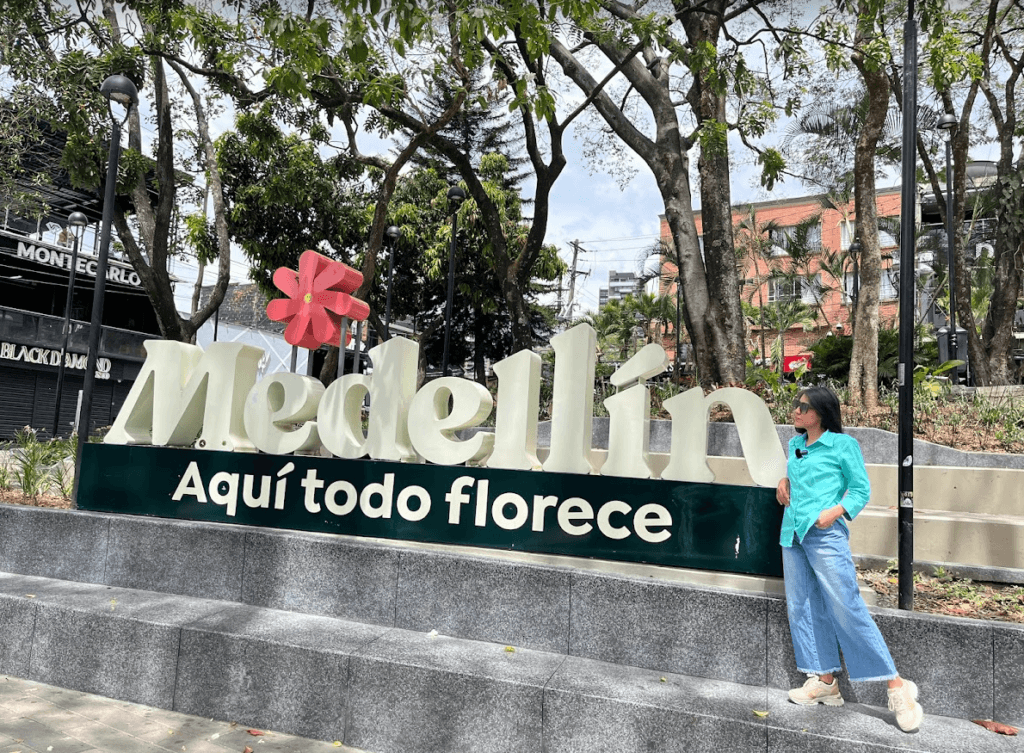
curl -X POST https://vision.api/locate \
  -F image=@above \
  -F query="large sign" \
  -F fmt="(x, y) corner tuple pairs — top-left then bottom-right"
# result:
(78, 444), (785, 577)
(12, 240), (143, 288)
(79, 324), (790, 576)
(0, 341), (111, 379)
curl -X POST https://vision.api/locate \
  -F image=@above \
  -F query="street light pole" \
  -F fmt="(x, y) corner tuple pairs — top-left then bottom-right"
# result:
(384, 225), (401, 337)
(51, 211), (88, 438)
(73, 74), (138, 503)
(896, 0), (919, 611)
(849, 239), (862, 337)
(441, 185), (465, 377)
(938, 113), (959, 381)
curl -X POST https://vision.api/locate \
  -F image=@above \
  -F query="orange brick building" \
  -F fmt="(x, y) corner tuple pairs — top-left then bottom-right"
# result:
(659, 189), (902, 370)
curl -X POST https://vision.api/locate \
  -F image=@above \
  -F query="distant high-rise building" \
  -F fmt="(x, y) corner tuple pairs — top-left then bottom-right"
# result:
(599, 269), (640, 308)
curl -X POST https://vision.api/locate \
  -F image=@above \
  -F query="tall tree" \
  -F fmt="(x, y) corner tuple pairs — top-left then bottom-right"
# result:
(542, 0), (809, 387)
(903, 0), (1024, 385)
(0, 0), (234, 342)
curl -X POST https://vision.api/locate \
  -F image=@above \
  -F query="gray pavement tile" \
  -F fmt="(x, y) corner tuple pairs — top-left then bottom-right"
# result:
(7, 704), (90, 733)
(61, 722), (174, 753)
(0, 697), (59, 718)
(0, 717), (95, 753)
(0, 676), (366, 753)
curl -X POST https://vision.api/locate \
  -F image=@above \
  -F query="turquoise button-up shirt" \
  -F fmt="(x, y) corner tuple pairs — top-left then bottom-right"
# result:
(780, 430), (871, 547)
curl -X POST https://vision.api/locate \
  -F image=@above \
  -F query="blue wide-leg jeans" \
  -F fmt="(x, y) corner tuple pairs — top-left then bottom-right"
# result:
(782, 522), (898, 682)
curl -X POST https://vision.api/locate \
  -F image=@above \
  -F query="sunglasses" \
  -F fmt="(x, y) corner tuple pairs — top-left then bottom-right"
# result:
(791, 400), (813, 414)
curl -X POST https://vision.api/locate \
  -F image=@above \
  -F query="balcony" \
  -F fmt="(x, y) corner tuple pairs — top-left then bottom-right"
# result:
(0, 306), (149, 362)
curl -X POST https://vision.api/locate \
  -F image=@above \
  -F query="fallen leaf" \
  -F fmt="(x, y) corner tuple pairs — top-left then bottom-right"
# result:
(972, 719), (1018, 735)
(504, 646), (515, 653)
(752, 710), (769, 717)
(659, 677), (666, 683)
(333, 743), (342, 747)
(247, 729), (265, 736)
(243, 747), (253, 753)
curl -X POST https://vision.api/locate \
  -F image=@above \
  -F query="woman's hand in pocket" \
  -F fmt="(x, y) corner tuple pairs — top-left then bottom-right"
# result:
(815, 505), (845, 529)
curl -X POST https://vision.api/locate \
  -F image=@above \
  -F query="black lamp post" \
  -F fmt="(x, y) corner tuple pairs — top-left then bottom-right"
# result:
(51, 211), (89, 438)
(848, 238), (862, 336)
(896, 0), (919, 611)
(938, 112), (960, 382)
(384, 225), (401, 337)
(74, 74), (138, 502)
(441, 185), (465, 377)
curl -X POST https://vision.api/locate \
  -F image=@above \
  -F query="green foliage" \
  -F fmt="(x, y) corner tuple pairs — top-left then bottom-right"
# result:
(580, 293), (676, 365)
(757, 148), (785, 191)
(10, 427), (73, 498)
(217, 107), (369, 297)
(743, 356), (810, 424)
(697, 119), (728, 158)
(0, 442), (10, 491)
(808, 334), (854, 382)
(183, 214), (219, 266)
(913, 360), (965, 397)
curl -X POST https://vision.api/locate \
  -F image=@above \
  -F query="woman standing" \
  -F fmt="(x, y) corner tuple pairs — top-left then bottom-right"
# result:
(776, 386), (924, 733)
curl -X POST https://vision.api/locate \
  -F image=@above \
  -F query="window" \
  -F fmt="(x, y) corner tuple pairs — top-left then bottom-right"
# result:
(767, 277), (801, 302)
(841, 219), (898, 250)
(770, 224), (822, 255)
(843, 273), (897, 302)
(801, 274), (822, 304)
(840, 220), (854, 250)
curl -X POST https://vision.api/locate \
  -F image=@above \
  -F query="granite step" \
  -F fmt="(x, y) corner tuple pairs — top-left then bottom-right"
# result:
(0, 571), (1018, 753)
(0, 505), (1021, 728)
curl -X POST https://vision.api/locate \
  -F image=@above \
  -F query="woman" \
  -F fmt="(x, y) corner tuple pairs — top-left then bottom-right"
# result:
(776, 386), (924, 733)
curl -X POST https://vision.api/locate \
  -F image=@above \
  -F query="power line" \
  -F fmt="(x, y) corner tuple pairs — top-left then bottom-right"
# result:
(575, 234), (660, 244)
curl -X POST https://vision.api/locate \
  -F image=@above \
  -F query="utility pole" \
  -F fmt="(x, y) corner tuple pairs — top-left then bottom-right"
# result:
(556, 272), (564, 319)
(562, 240), (588, 321)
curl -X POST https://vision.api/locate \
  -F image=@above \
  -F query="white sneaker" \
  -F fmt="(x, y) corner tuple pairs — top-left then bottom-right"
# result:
(788, 675), (844, 706)
(887, 679), (924, 732)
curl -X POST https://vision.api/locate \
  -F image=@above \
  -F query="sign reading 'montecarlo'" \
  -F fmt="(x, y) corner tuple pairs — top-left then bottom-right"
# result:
(106, 322), (786, 489)
(15, 240), (142, 288)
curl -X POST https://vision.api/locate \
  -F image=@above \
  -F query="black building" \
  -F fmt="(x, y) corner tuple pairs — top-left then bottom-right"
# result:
(0, 138), (166, 439)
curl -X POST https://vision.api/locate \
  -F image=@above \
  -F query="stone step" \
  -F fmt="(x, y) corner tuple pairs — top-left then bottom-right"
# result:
(0, 570), (1017, 753)
(0, 505), (1019, 727)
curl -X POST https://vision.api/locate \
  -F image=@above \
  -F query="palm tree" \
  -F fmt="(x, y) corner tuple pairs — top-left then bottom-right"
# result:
(639, 239), (688, 382)
(734, 206), (783, 367)
(579, 298), (634, 362)
(760, 299), (818, 374)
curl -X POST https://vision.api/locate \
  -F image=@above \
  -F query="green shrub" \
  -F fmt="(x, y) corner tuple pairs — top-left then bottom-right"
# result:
(808, 334), (853, 383)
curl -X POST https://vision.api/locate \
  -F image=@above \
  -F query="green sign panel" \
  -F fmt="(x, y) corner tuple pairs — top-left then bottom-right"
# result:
(78, 443), (785, 578)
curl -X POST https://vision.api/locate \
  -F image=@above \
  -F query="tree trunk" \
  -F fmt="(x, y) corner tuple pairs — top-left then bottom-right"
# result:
(682, 0), (746, 386)
(548, 22), (747, 388)
(473, 302), (486, 385)
(847, 11), (890, 409)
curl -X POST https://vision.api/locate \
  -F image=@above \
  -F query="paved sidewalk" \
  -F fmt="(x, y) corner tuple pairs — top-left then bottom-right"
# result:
(0, 676), (366, 753)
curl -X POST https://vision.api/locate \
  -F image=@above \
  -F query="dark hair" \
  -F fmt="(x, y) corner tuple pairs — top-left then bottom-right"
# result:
(794, 386), (844, 435)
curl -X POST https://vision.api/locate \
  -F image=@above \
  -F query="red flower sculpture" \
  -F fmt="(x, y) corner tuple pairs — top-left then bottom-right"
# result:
(266, 250), (369, 350)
